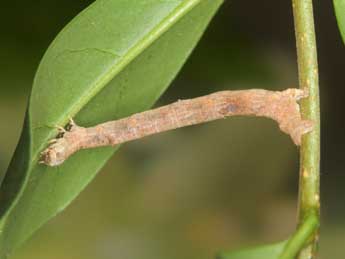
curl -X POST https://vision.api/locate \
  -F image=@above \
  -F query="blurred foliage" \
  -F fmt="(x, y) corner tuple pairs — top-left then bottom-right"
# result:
(0, 0), (344, 259)
(334, 0), (345, 44)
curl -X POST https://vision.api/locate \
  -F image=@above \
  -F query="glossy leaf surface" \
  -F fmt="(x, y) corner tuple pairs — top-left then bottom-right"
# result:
(0, 0), (223, 256)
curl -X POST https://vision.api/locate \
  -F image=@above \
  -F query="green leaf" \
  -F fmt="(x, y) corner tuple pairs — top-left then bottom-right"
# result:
(0, 0), (223, 256)
(217, 240), (288, 259)
(334, 0), (345, 43)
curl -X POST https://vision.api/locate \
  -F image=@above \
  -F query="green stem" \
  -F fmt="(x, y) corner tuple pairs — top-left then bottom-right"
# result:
(279, 212), (319, 259)
(292, 0), (320, 258)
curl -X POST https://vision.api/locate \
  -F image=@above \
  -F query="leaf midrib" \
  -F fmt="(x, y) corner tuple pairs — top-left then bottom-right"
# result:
(31, 0), (202, 161)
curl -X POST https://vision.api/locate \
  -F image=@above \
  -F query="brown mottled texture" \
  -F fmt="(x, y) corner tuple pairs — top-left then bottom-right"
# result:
(40, 89), (313, 166)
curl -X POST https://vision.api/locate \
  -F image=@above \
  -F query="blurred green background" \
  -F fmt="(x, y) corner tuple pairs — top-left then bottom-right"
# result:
(1, 1), (344, 258)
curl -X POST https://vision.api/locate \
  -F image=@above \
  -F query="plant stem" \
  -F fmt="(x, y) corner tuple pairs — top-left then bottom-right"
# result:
(292, 0), (321, 258)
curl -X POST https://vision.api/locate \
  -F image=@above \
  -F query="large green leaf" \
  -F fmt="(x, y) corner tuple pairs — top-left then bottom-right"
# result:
(334, 0), (345, 43)
(0, 0), (223, 256)
(217, 241), (288, 259)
